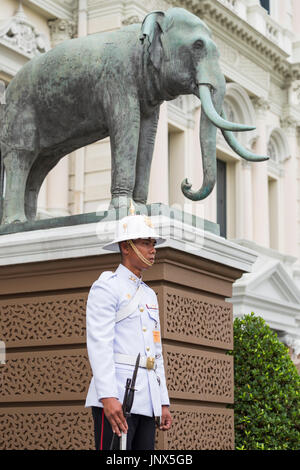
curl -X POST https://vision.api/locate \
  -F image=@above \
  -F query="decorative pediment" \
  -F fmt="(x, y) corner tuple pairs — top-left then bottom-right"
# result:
(0, 3), (50, 59)
(234, 256), (300, 303)
(231, 256), (300, 335)
(248, 260), (300, 304)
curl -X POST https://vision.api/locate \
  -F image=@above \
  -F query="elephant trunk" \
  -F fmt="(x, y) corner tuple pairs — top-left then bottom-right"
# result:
(181, 83), (225, 201)
(181, 84), (269, 201)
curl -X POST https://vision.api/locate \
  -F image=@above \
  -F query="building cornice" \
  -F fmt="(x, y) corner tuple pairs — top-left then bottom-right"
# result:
(20, 0), (299, 84)
(170, 0), (296, 81)
(23, 0), (75, 20)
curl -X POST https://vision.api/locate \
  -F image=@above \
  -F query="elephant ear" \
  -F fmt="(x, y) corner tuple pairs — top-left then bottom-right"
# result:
(140, 11), (165, 70)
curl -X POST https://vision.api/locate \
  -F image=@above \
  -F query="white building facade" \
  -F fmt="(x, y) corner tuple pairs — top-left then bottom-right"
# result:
(0, 0), (300, 365)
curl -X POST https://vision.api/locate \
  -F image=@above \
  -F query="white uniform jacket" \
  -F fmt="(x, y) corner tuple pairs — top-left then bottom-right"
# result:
(85, 263), (170, 418)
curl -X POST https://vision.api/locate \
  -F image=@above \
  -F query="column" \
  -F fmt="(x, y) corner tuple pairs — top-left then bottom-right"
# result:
(236, 160), (253, 240)
(251, 97), (270, 247)
(46, 158), (70, 217)
(280, 115), (298, 256)
(37, 179), (48, 218)
(168, 128), (185, 208)
(78, 0), (88, 37)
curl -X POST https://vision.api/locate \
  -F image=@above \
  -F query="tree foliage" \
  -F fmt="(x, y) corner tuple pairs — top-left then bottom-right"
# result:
(228, 313), (300, 450)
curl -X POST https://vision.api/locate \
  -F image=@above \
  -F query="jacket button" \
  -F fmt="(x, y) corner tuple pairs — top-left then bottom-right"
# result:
(139, 307), (144, 312)
(146, 347), (150, 352)
(142, 326), (147, 332)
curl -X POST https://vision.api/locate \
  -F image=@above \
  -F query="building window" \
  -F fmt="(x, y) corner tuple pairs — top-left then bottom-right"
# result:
(267, 129), (290, 168)
(217, 159), (227, 238)
(260, 0), (270, 14)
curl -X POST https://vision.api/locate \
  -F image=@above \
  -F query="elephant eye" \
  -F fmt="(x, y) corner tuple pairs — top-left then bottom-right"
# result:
(194, 39), (204, 49)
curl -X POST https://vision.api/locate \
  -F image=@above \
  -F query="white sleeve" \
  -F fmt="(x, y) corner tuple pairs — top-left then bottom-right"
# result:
(155, 334), (170, 406)
(154, 300), (170, 406)
(86, 278), (119, 402)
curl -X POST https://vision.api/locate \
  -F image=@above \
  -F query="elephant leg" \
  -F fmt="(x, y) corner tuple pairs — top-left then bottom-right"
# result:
(25, 154), (63, 221)
(109, 105), (141, 210)
(133, 108), (160, 205)
(1, 148), (35, 224)
(25, 170), (44, 221)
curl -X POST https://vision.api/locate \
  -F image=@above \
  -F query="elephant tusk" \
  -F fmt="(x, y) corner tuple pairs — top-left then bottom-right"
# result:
(220, 110), (269, 162)
(199, 85), (255, 132)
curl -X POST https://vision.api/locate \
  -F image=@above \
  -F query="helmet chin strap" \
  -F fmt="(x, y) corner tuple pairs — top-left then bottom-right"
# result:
(127, 240), (154, 267)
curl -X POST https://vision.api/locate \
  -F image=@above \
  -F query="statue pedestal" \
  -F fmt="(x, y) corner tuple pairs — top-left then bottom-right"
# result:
(0, 206), (257, 449)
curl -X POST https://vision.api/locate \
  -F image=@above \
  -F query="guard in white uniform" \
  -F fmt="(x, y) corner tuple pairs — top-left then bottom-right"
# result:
(85, 212), (172, 450)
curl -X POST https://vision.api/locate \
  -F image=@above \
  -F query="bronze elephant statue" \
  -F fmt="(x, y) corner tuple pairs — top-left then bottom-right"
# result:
(0, 7), (267, 225)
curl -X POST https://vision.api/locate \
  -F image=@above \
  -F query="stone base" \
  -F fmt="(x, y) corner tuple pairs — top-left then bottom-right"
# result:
(0, 211), (257, 450)
(0, 203), (219, 236)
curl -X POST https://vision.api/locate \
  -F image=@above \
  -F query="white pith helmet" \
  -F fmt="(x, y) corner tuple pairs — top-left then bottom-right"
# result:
(102, 203), (166, 252)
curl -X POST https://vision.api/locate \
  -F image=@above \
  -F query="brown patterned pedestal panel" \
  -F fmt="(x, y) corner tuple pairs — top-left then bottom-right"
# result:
(0, 247), (244, 450)
(0, 405), (94, 450)
(156, 404), (234, 450)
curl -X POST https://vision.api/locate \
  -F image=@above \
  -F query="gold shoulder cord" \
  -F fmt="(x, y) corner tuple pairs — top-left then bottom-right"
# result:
(127, 240), (154, 266)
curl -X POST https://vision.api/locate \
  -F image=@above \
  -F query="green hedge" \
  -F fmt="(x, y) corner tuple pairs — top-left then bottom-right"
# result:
(228, 313), (300, 450)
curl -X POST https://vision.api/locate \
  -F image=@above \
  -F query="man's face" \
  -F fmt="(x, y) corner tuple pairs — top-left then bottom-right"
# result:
(121, 238), (157, 271)
(133, 238), (157, 266)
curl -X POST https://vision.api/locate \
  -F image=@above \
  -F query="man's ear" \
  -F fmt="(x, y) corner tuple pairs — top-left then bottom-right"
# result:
(140, 11), (165, 70)
(119, 240), (130, 257)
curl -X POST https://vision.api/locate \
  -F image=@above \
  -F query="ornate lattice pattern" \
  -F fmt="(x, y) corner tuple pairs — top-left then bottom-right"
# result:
(0, 408), (94, 450)
(0, 407), (233, 450)
(165, 347), (233, 402)
(164, 290), (233, 348)
(1, 352), (91, 399)
(163, 408), (234, 450)
(0, 294), (87, 346)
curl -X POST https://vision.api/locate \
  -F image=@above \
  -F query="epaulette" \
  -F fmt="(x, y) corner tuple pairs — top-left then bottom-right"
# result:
(141, 280), (151, 289)
(98, 271), (116, 282)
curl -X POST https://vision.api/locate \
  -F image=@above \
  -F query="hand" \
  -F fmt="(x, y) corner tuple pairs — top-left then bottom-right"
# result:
(159, 405), (172, 431)
(101, 397), (128, 437)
